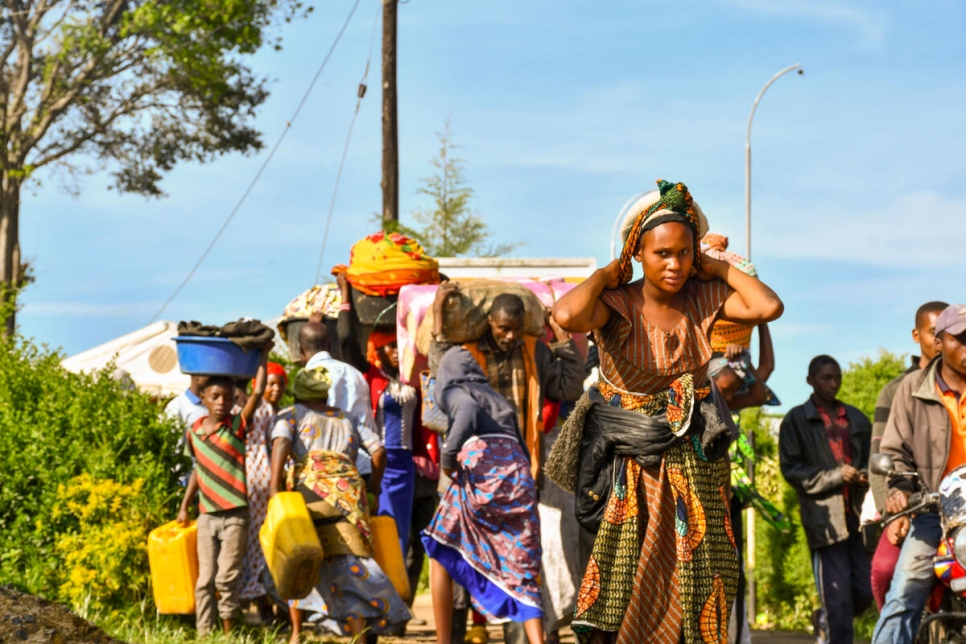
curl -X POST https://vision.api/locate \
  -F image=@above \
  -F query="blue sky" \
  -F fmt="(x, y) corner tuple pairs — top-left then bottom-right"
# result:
(18, 0), (966, 410)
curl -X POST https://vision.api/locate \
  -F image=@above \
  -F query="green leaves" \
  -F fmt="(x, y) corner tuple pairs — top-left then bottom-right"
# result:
(0, 333), (184, 612)
(3, 0), (308, 196)
(839, 349), (908, 420)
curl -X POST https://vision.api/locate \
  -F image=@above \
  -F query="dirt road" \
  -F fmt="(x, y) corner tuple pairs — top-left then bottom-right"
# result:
(305, 593), (838, 644)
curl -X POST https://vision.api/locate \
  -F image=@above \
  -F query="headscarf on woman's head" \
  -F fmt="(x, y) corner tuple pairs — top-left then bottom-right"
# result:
(253, 361), (288, 393)
(293, 366), (332, 401)
(366, 330), (396, 369)
(616, 179), (709, 286)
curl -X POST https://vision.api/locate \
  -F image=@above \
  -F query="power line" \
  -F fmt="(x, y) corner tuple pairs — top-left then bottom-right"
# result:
(149, 0), (365, 324)
(313, 3), (379, 286)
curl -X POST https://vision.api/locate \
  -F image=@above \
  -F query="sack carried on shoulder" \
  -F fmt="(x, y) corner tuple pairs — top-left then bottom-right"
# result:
(419, 371), (448, 435)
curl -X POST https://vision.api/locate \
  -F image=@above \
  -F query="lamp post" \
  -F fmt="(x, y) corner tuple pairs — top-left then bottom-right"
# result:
(743, 63), (802, 632)
(745, 63), (803, 259)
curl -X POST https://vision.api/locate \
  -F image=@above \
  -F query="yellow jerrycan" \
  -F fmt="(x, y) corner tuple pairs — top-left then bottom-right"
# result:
(369, 515), (412, 602)
(147, 520), (198, 614)
(260, 492), (324, 599)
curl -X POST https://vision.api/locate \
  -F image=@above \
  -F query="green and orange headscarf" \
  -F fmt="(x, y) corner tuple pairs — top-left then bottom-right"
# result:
(616, 179), (709, 286)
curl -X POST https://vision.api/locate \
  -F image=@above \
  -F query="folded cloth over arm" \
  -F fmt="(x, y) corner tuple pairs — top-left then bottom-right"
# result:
(178, 319), (275, 351)
(546, 387), (733, 533)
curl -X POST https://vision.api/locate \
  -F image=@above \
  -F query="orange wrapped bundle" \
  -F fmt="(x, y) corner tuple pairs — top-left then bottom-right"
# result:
(346, 232), (440, 297)
(702, 234), (757, 353)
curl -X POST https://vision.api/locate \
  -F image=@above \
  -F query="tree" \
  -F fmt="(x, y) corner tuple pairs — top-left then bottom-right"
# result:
(839, 349), (908, 419)
(0, 0), (307, 332)
(403, 120), (520, 258)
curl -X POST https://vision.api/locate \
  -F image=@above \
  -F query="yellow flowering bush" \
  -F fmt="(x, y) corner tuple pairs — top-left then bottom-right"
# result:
(0, 333), (184, 614)
(52, 474), (151, 613)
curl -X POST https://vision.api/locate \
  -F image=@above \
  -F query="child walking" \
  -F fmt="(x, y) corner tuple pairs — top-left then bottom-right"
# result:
(178, 342), (272, 637)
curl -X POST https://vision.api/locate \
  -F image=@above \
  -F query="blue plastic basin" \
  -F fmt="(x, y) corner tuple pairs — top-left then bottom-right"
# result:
(174, 337), (260, 378)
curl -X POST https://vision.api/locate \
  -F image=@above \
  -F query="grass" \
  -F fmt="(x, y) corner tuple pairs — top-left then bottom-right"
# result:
(96, 610), (350, 644)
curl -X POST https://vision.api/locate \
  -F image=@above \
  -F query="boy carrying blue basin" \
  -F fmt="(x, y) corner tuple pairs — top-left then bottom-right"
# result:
(177, 341), (273, 637)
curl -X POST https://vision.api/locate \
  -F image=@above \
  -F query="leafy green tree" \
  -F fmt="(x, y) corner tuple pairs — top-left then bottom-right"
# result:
(839, 349), (908, 419)
(401, 120), (520, 258)
(0, 0), (308, 332)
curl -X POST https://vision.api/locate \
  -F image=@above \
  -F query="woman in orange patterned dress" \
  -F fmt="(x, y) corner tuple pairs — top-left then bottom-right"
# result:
(550, 180), (783, 644)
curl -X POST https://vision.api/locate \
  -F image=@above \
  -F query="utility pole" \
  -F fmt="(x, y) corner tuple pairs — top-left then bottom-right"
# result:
(381, 0), (399, 223)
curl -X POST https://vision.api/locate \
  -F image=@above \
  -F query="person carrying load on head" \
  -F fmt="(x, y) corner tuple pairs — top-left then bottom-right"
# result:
(547, 179), (783, 644)
(422, 347), (544, 644)
(176, 342), (273, 637)
(429, 282), (585, 644)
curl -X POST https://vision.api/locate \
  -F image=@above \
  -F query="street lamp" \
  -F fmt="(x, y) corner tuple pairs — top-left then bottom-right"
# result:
(745, 64), (803, 259)
(742, 62), (802, 637)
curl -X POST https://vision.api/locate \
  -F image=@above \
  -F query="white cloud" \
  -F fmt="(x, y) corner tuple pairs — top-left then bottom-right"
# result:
(754, 191), (966, 267)
(721, 0), (889, 46)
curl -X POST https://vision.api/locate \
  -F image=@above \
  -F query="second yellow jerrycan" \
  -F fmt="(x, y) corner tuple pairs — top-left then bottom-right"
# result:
(369, 515), (412, 602)
(260, 491), (324, 600)
(147, 520), (198, 614)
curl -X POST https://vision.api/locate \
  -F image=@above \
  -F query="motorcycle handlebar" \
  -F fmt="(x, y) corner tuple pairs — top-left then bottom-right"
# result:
(880, 492), (940, 526)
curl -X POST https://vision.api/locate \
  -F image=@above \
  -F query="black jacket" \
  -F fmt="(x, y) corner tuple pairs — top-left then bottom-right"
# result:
(779, 398), (871, 549)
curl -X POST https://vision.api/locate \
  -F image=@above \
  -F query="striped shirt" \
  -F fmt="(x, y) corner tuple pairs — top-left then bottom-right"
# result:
(186, 414), (248, 513)
(594, 279), (732, 396)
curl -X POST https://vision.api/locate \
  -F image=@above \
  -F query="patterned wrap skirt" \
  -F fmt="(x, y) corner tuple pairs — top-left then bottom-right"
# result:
(573, 436), (738, 644)
(289, 450), (411, 633)
(422, 434), (543, 622)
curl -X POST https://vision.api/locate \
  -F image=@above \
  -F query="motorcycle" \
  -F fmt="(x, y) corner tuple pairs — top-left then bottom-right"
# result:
(872, 453), (966, 643)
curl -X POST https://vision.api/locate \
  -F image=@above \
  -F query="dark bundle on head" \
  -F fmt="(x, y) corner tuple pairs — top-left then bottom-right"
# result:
(202, 375), (235, 392)
(916, 301), (949, 329)
(808, 355), (840, 377)
(489, 293), (525, 320)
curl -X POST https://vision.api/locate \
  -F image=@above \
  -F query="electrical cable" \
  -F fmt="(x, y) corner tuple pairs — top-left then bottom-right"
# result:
(313, 3), (379, 286)
(149, 0), (365, 323)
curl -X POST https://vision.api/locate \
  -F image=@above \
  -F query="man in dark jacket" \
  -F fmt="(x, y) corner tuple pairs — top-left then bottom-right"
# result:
(779, 355), (872, 644)
(873, 304), (966, 644)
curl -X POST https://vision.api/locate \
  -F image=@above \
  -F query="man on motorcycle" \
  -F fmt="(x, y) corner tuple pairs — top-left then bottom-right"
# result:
(874, 304), (966, 643)
(779, 355), (872, 644)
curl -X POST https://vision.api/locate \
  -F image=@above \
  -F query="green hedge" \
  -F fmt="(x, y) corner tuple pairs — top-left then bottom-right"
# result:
(0, 333), (184, 614)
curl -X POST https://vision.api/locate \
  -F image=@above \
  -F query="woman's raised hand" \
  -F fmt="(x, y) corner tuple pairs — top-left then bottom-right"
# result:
(697, 252), (727, 282)
(602, 259), (621, 290)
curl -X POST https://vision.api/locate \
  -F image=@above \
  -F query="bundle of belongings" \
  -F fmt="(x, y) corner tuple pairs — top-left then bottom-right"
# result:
(279, 284), (343, 323)
(346, 231), (440, 297)
(415, 280), (546, 356)
(701, 233), (779, 407)
(177, 319), (275, 351)
(701, 233), (757, 353)
(276, 284), (343, 341)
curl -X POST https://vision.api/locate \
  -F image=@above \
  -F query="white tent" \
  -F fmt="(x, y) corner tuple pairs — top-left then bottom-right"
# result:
(61, 320), (189, 397)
